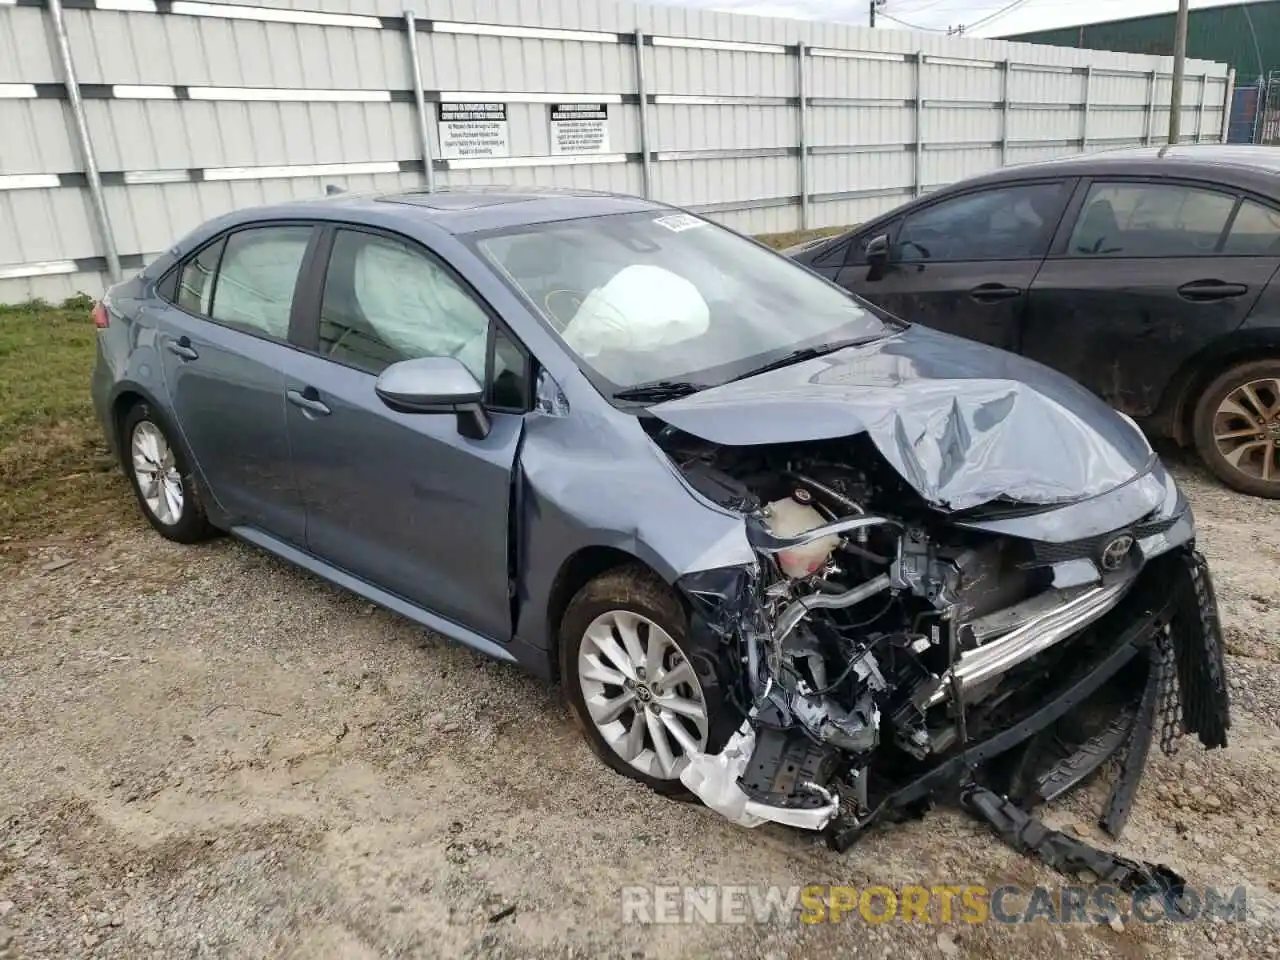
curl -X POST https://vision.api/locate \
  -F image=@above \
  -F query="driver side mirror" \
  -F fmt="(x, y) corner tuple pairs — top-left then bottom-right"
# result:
(375, 356), (491, 440)
(865, 233), (891, 282)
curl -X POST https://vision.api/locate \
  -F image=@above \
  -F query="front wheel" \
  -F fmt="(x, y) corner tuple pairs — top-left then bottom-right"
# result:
(1192, 359), (1280, 499)
(559, 565), (735, 795)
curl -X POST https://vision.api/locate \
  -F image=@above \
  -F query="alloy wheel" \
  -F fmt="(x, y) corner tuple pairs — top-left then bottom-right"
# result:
(1212, 377), (1280, 485)
(577, 610), (710, 780)
(131, 421), (184, 525)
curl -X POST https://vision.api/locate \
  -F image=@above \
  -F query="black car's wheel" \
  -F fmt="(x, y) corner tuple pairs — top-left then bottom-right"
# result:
(1192, 358), (1280, 499)
(559, 565), (736, 795)
(121, 402), (215, 543)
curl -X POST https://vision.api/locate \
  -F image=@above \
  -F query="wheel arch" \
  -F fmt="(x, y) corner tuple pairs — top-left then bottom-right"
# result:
(543, 546), (674, 683)
(1150, 329), (1280, 446)
(108, 382), (228, 525)
(108, 382), (166, 467)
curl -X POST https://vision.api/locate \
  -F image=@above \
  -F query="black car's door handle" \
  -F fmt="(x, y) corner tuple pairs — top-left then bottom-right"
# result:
(287, 387), (331, 417)
(968, 283), (1023, 303)
(166, 336), (198, 361)
(1177, 279), (1249, 302)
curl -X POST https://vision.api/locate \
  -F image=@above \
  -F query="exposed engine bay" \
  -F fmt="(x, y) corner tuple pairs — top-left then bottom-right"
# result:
(652, 424), (1232, 894)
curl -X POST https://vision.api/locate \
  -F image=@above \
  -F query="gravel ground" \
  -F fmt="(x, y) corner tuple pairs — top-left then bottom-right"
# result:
(1, 456), (1277, 960)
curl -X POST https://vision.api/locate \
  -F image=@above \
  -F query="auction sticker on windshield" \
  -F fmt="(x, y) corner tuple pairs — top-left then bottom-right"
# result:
(653, 213), (705, 232)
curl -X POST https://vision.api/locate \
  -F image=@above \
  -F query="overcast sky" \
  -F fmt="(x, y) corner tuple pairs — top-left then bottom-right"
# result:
(668, 0), (1251, 37)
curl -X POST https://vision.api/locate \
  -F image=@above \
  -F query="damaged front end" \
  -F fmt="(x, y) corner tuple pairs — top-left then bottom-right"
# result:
(662, 427), (1230, 880)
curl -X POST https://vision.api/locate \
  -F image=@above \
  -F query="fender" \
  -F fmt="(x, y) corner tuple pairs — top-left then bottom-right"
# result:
(1146, 327), (1280, 445)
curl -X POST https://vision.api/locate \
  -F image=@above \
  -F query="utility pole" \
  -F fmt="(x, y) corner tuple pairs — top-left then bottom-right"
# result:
(1168, 0), (1190, 143)
(869, 0), (877, 27)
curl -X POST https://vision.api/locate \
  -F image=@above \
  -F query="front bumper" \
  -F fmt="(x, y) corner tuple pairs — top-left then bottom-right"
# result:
(679, 546), (1230, 845)
(831, 545), (1229, 847)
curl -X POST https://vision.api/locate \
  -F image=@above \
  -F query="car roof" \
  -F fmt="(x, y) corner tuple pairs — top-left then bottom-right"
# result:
(228, 186), (665, 236)
(955, 143), (1280, 193)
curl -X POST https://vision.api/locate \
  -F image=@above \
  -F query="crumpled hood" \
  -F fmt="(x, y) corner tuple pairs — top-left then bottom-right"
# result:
(651, 324), (1155, 512)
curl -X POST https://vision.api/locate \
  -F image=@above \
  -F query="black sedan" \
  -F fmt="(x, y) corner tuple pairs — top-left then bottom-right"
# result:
(788, 144), (1280, 499)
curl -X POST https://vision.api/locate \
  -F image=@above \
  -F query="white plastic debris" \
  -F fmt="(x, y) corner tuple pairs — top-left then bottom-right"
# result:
(680, 723), (841, 831)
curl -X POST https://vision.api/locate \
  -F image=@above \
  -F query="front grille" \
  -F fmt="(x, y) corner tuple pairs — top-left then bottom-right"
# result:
(1030, 514), (1179, 565)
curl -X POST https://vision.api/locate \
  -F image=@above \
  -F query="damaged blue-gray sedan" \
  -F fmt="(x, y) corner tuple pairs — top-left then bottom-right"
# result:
(91, 188), (1230, 885)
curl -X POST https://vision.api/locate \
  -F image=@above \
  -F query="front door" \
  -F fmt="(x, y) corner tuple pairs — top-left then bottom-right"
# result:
(835, 180), (1072, 353)
(281, 225), (530, 642)
(1023, 180), (1280, 416)
(156, 223), (316, 544)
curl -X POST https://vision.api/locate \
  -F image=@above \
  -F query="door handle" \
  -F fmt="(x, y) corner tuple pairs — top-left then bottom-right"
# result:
(166, 336), (198, 361)
(1177, 279), (1249, 302)
(968, 283), (1023, 303)
(287, 387), (331, 417)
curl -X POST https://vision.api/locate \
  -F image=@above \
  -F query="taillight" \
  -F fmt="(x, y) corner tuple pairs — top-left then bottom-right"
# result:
(92, 302), (109, 329)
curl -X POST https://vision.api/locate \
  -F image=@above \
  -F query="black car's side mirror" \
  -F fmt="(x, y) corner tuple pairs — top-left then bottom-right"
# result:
(375, 356), (491, 440)
(865, 233), (891, 281)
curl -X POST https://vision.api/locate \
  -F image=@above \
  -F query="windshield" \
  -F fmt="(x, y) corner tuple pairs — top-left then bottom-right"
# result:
(472, 211), (892, 394)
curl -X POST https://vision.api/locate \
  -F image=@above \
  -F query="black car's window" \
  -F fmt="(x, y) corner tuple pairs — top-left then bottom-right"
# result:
(176, 238), (225, 316)
(1067, 182), (1236, 257)
(208, 226), (311, 338)
(810, 237), (851, 268)
(318, 229), (491, 382)
(844, 219), (902, 268)
(1222, 199), (1280, 256)
(896, 183), (1066, 262)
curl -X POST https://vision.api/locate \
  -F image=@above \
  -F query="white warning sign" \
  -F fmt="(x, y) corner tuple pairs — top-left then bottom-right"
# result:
(549, 103), (610, 156)
(437, 103), (510, 160)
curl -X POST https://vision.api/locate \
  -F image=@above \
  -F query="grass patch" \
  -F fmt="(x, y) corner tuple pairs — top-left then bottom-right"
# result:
(755, 226), (848, 250)
(0, 297), (132, 553)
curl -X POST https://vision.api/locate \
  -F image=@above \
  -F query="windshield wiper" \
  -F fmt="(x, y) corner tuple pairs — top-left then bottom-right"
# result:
(730, 335), (884, 382)
(611, 380), (708, 403)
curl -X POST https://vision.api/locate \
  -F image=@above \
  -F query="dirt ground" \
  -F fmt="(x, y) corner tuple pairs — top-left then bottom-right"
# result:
(1, 454), (1278, 960)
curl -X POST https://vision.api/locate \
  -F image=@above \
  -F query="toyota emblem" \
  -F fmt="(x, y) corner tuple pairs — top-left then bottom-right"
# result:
(1099, 534), (1135, 571)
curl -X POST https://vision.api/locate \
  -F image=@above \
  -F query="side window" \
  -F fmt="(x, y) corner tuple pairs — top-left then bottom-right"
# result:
(208, 226), (312, 338)
(896, 183), (1066, 262)
(176, 238), (225, 316)
(1067, 183), (1236, 257)
(810, 237), (851, 268)
(488, 326), (529, 410)
(319, 229), (492, 382)
(156, 262), (180, 303)
(844, 219), (902, 267)
(1222, 199), (1280, 256)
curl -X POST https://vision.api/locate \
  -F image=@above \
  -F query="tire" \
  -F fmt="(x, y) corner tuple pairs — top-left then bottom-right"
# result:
(559, 564), (738, 796)
(121, 402), (215, 543)
(1191, 358), (1280, 499)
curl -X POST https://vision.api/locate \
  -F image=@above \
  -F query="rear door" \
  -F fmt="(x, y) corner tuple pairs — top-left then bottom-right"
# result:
(278, 224), (531, 642)
(1023, 180), (1280, 417)
(155, 223), (316, 543)
(830, 179), (1073, 352)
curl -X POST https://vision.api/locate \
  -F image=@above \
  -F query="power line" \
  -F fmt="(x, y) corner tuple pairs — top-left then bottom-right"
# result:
(889, 0), (958, 14)
(963, 0), (1036, 32)
(877, 11), (948, 31)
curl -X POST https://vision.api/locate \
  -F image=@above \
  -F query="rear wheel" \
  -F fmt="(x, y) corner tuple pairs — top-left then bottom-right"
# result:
(1192, 359), (1280, 499)
(559, 565), (735, 795)
(122, 402), (215, 543)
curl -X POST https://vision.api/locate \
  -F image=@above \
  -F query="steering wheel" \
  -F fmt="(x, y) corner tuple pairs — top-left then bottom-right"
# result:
(544, 289), (588, 327)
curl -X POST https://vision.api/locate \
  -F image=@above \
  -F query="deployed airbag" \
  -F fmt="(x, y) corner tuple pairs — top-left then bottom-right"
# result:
(563, 264), (710, 361)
